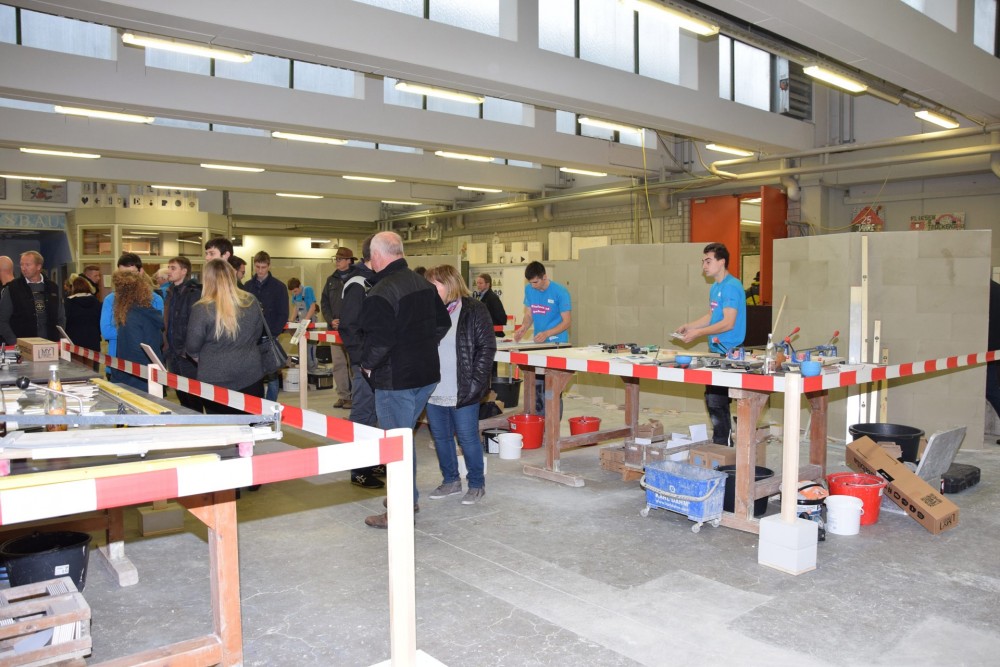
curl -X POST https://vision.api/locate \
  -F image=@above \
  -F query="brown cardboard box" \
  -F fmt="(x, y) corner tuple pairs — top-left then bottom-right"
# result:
(688, 442), (767, 469)
(16, 337), (59, 362)
(845, 436), (959, 534)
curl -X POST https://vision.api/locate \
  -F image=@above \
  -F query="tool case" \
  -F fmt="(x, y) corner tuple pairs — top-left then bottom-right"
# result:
(941, 463), (980, 494)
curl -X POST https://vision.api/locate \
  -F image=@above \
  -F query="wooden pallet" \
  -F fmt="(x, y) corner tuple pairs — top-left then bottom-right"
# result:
(0, 577), (91, 667)
(599, 446), (643, 482)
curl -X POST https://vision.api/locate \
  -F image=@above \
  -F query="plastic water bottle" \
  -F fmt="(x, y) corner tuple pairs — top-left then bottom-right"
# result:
(763, 334), (776, 375)
(44, 364), (67, 432)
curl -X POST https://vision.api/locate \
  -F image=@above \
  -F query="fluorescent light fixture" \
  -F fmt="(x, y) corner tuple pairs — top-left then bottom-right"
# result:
(382, 200), (422, 206)
(458, 186), (503, 193)
(742, 197), (762, 204)
(578, 116), (642, 134)
(560, 167), (608, 177)
(276, 192), (324, 199)
(20, 147), (100, 159)
(740, 219), (761, 226)
(151, 185), (206, 191)
(394, 81), (484, 104)
(200, 163), (265, 173)
(620, 0), (720, 36)
(706, 143), (754, 157)
(914, 109), (960, 129)
(434, 150), (495, 162)
(0, 174), (66, 182)
(271, 131), (347, 145)
(311, 239), (331, 244)
(122, 32), (252, 63)
(803, 65), (868, 93)
(54, 105), (154, 124)
(343, 175), (396, 183)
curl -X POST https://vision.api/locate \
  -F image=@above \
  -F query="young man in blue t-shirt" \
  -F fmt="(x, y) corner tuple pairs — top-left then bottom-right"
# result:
(675, 243), (747, 445)
(513, 261), (572, 416)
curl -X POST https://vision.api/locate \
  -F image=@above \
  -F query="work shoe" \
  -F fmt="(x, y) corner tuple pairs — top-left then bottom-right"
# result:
(429, 481), (463, 499)
(333, 398), (351, 408)
(461, 487), (485, 505)
(365, 503), (419, 529)
(371, 465), (386, 477)
(351, 474), (385, 489)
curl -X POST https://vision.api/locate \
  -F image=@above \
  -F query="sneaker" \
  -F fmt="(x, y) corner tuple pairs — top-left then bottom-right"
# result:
(366, 503), (419, 529)
(461, 487), (485, 505)
(429, 481), (463, 499)
(371, 465), (386, 477)
(352, 474), (385, 489)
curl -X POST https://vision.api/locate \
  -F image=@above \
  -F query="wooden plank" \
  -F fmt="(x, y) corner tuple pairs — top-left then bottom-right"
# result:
(522, 464), (585, 487)
(555, 426), (631, 451)
(90, 635), (223, 667)
(755, 463), (823, 498)
(731, 389), (769, 521)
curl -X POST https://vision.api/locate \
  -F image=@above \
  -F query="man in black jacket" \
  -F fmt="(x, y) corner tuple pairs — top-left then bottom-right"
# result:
(164, 256), (202, 413)
(339, 236), (383, 489)
(475, 273), (507, 338)
(360, 232), (451, 528)
(0, 250), (64, 345)
(243, 251), (289, 402)
(320, 247), (356, 409)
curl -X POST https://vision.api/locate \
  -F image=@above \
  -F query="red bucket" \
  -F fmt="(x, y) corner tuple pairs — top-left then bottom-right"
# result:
(568, 416), (601, 435)
(827, 472), (886, 526)
(507, 414), (544, 449)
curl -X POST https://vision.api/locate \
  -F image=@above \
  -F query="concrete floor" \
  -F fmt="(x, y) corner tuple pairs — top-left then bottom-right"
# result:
(73, 382), (1000, 666)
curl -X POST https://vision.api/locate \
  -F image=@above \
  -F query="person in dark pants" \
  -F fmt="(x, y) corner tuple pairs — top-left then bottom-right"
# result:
(987, 280), (1000, 444)
(164, 256), (203, 413)
(474, 273), (507, 338)
(242, 251), (289, 402)
(64, 276), (102, 369)
(675, 243), (747, 446)
(338, 235), (383, 489)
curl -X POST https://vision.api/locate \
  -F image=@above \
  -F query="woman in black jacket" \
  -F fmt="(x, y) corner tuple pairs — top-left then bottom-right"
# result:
(424, 264), (497, 505)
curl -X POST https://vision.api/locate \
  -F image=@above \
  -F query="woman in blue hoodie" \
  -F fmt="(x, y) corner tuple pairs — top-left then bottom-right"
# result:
(108, 270), (163, 391)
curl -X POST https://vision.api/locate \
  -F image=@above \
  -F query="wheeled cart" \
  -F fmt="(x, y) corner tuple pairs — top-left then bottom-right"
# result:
(639, 460), (727, 533)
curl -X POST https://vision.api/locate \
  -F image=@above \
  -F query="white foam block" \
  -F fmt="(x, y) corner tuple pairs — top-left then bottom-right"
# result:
(757, 515), (818, 575)
(689, 423), (709, 441)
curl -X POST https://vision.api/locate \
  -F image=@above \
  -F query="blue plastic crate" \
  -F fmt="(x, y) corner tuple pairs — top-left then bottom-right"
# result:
(640, 460), (727, 532)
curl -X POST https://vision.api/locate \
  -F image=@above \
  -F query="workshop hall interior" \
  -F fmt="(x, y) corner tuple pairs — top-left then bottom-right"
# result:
(1, 1), (1000, 666)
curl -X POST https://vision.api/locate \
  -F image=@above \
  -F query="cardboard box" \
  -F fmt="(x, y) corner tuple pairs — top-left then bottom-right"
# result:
(845, 436), (959, 534)
(688, 442), (767, 469)
(16, 337), (59, 362)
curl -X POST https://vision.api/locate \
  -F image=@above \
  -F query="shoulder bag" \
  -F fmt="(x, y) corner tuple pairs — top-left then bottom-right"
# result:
(258, 306), (289, 376)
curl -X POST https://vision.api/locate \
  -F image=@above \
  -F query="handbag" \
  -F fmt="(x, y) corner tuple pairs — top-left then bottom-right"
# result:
(258, 307), (289, 376)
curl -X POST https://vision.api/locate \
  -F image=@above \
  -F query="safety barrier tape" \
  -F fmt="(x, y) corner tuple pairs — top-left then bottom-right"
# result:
(495, 349), (1000, 393)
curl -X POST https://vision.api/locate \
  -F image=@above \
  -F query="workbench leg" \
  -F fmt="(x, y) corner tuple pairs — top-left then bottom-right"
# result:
(732, 390), (769, 523)
(542, 369), (574, 472)
(96, 508), (138, 587)
(521, 367), (537, 415)
(180, 491), (243, 667)
(623, 377), (640, 437)
(807, 391), (829, 478)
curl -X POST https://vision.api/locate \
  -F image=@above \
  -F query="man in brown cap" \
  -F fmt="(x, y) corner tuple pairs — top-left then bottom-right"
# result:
(320, 246), (357, 413)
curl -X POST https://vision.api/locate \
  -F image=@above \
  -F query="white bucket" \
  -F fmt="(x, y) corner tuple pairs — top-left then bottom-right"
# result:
(282, 368), (300, 391)
(498, 433), (523, 460)
(826, 494), (864, 536)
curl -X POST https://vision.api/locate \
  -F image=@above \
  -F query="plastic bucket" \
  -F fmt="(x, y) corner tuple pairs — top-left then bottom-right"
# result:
(717, 465), (774, 517)
(497, 433), (523, 460)
(507, 414), (544, 449)
(282, 368), (300, 391)
(0, 531), (92, 590)
(848, 423), (924, 463)
(481, 428), (509, 454)
(568, 416), (601, 435)
(827, 472), (886, 525)
(825, 495), (864, 535)
(491, 377), (522, 408)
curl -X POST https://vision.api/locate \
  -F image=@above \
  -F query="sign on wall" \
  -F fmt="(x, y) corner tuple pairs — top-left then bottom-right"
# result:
(909, 212), (965, 230)
(21, 180), (67, 203)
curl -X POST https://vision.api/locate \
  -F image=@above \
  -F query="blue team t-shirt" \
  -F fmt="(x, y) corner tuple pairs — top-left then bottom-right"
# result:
(292, 285), (317, 322)
(524, 280), (571, 343)
(708, 273), (746, 354)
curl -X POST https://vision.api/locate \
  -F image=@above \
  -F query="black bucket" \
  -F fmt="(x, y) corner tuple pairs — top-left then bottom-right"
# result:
(491, 377), (522, 408)
(717, 465), (774, 517)
(849, 422), (924, 463)
(0, 531), (92, 590)
(481, 427), (510, 454)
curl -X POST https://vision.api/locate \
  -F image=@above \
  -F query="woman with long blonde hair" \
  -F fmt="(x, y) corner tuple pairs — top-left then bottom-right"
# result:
(186, 259), (266, 412)
(108, 269), (163, 390)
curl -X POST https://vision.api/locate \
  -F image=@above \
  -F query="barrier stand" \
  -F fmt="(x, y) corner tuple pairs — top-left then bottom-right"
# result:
(758, 371), (818, 575)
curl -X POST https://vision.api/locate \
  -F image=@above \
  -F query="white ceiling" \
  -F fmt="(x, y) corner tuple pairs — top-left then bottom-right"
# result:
(0, 0), (997, 224)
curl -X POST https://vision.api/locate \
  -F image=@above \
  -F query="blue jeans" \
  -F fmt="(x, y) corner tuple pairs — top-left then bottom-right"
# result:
(426, 402), (485, 489)
(375, 383), (437, 503)
(987, 363), (1000, 419)
(265, 377), (279, 402)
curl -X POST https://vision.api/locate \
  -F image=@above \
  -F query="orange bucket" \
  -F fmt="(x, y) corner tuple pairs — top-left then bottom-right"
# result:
(568, 416), (601, 435)
(507, 414), (545, 449)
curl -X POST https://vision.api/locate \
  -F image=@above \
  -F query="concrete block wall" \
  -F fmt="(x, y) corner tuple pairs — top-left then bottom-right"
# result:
(773, 230), (990, 449)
